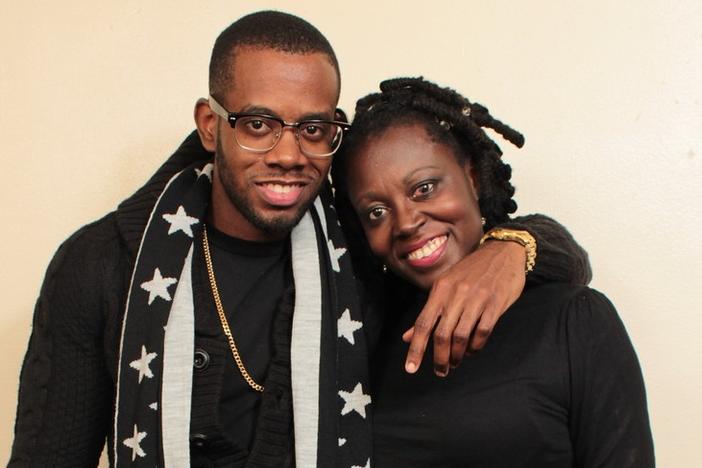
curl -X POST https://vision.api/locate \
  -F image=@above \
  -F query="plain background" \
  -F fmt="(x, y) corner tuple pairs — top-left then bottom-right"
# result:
(2, 1), (700, 466)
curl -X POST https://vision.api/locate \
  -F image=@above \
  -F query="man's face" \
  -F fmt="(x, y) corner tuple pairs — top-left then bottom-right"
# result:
(210, 47), (339, 241)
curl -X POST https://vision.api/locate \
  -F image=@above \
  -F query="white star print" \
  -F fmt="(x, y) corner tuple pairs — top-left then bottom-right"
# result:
(123, 424), (147, 461)
(352, 458), (371, 468)
(149, 402), (158, 411)
(338, 438), (347, 447)
(129, 345), (158, 383)
(339, 382), (371, 419)
(162, 205), (199, 237)
(338, 309), (362, 345)
(195, 163), (213, 181)
(140, 268), (177, 305)
(327, 238), (347, 273)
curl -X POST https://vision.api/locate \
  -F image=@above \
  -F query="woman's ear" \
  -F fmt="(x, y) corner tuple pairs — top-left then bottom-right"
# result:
(465, 162), (480, 199)
(194, 97), (217, 152)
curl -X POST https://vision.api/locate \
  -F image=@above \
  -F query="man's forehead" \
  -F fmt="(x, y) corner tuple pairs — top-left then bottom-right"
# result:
(224, 46), (340, 118)
(230, 44), (339, 75)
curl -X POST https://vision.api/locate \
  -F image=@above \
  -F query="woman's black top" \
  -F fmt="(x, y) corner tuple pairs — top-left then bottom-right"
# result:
(371, 283), (655, 467)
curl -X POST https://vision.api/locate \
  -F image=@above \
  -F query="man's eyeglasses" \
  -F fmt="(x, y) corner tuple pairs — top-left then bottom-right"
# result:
(208, 96), (350, 158)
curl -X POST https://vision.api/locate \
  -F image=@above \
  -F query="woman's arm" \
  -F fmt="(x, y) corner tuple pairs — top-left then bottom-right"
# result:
(566, 288), (655, 467)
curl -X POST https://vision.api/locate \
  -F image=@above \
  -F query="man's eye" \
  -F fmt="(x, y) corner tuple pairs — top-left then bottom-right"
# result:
(413, 182), (435, 198)
(241, 118), (273, 135)
(300, 123), (329, 141)
(368, 207), (387, 221)
(303, 124), (320, 134)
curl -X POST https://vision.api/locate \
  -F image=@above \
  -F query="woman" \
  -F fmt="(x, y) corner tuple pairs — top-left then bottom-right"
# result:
(332, 78), (654, 467)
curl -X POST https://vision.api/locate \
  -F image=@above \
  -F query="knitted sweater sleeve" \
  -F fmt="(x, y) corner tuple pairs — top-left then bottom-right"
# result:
(497, 213), (593, 285)
(8, 214), (125, 468)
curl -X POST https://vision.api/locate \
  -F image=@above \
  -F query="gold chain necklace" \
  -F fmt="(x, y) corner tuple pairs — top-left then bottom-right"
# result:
(202, 225), (264, 392)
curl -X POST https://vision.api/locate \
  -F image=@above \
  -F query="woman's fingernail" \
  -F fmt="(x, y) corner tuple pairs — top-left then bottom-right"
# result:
(406, 362), (417, 373)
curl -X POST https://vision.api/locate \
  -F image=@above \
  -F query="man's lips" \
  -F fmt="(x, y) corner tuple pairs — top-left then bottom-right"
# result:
(255, 181), (307, 207)
(402, 235), (448, 268)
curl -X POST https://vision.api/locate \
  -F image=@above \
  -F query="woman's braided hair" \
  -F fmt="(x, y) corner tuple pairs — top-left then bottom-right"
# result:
(334, 76), (524, 228)
(332, 77), (525, 286)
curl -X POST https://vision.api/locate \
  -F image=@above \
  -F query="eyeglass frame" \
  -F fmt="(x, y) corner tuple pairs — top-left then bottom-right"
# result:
(208, 95), (350, 158)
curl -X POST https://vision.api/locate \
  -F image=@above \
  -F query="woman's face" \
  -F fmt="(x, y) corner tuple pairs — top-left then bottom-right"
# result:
(347, 123), (484, 290)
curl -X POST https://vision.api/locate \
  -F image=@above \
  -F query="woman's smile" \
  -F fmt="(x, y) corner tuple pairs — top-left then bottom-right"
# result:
(403, 234), (448, 267)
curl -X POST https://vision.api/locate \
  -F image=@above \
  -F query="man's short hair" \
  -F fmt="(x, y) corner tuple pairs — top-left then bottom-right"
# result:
(209, 10), (340, 101)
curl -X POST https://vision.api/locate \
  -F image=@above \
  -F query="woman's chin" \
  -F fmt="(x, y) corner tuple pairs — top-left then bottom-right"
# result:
(395, 266), (446, 291)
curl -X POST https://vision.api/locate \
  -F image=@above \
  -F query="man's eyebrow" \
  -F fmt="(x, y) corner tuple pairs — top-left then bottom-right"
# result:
(238, 105), (277, 116)
(299, 112), (335, 121)
(237, 105), (334, 122)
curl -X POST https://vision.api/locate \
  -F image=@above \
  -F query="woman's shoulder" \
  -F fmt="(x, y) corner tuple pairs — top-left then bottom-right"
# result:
(518, 282), (613, 311)
(516, 283), (626, 342)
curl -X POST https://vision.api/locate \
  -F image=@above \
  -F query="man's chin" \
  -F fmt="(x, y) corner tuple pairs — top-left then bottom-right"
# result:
(252, 209), (308, 236)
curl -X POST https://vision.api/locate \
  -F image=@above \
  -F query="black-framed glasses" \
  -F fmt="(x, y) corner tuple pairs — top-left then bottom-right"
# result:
(208, 95), (350, 158)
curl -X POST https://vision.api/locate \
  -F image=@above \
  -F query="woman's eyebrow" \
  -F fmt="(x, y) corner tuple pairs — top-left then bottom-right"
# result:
(402, 165), (440, 184)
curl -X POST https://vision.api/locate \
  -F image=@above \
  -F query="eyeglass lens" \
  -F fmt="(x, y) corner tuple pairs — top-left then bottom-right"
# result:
(234, 116), (343, 156)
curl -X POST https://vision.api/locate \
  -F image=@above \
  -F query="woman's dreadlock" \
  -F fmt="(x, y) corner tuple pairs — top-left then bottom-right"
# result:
(331, 77), (525, 289)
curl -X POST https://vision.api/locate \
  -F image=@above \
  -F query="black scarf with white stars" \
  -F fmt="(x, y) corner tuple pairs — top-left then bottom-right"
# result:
(113, 160), (372, 467)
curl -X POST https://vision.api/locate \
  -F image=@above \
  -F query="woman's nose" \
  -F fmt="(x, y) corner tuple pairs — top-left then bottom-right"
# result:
(393, 201), (424, 238)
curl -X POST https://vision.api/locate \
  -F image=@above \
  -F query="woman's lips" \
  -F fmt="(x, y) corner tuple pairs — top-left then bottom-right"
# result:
(256, 182), (305, 207)
(404, 235), (448, 268)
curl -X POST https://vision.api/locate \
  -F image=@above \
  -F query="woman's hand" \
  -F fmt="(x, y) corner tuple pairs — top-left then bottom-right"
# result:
(403, 240), (526, 376)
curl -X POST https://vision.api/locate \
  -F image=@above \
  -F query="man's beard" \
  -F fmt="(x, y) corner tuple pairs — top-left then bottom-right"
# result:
(215, 138), (310, 236)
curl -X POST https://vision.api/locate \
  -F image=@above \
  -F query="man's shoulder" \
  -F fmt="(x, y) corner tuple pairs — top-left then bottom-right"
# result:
(41, 212), (127, 298)
(32, 211), (130, 336)
(51, 212), (123, 263)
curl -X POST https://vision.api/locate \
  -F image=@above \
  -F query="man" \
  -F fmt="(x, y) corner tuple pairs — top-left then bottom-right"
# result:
(9, 11), (589, 467)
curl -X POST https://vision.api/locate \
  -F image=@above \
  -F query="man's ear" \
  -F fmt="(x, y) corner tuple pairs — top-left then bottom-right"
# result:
(335, 107), (349, 123)
(194, 97), (217, 152)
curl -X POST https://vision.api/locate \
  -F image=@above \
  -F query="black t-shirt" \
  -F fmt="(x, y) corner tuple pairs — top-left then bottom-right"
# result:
(192, 225), (290, 453)
(371, 283), (654, 468)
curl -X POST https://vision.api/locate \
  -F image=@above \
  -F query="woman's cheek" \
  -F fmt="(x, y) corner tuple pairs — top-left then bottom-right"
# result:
(364, 227), (390, 261)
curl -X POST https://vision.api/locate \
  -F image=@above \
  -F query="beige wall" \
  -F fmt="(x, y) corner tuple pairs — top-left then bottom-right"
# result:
(2, 1), (700, 466)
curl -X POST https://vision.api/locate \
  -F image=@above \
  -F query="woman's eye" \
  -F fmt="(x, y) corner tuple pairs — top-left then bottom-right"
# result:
(368, 207), (387, 221)
(413, 182), (435, 198)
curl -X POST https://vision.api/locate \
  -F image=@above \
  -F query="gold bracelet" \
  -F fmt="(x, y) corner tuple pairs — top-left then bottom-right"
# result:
(479, 228), (537, 274)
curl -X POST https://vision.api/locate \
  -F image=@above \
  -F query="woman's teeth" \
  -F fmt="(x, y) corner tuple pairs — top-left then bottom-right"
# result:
(407, 235), (447, 260)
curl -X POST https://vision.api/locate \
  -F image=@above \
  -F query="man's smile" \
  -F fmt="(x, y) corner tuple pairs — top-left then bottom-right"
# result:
(256, 181), (307, 207)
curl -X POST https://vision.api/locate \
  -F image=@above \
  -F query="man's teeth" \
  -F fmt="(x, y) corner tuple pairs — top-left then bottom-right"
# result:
(407, 235), (447, 260)
(264, 183), (299, 194)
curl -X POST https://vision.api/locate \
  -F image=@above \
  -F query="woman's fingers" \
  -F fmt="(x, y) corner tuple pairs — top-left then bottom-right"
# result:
(432, 295), (469, 376)
(469, 307), (498, 352)
(404, 293), (443, 373)
(449, 301), (485, 368)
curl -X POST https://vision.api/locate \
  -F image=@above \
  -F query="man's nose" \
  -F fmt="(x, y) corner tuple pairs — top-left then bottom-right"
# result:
(262, 128), (307, 169)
